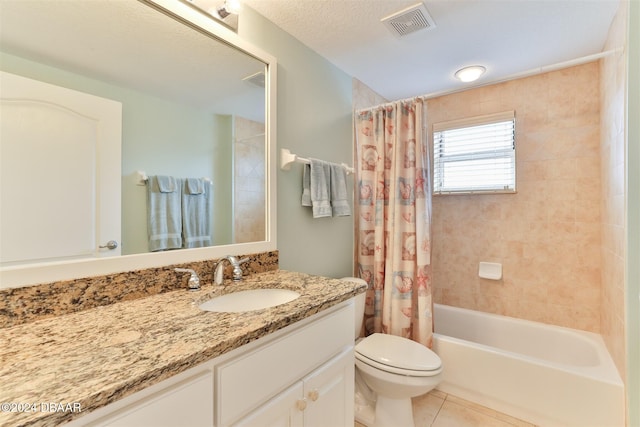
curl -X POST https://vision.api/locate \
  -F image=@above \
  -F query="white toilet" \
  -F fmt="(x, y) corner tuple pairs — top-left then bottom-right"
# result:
(342, 278), (443, 427)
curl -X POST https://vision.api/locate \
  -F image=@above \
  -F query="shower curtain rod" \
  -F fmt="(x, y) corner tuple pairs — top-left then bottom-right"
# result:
(355, 49), (619, 115)
(354, 95), (428, 114)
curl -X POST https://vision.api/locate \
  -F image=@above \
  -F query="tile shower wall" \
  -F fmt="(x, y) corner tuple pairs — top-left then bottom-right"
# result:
(429, 62), (602, 332)
(599, 0), (628, 381)
(234, 116), (266, 243)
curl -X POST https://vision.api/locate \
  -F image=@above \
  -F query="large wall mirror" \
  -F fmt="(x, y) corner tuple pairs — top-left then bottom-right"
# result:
(0, 0), (277, 288)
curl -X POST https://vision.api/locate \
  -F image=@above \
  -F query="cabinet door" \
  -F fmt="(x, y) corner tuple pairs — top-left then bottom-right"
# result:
(303, 349), (354, 427)
(216, 304), (352, 425)
(233, 382), (304, 427)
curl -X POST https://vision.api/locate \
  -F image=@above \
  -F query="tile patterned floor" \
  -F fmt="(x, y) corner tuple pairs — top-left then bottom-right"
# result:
(356, 390), (538, 427)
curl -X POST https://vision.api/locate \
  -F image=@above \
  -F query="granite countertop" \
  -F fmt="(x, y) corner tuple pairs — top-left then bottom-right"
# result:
(0, 270), (366, 427)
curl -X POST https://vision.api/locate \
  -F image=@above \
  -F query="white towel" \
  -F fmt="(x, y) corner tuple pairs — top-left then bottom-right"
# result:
(147, 175), (182, 251)
(330, 163), (351, 216)
(182, 178), (212, 248)
(309, 158), (332, 218)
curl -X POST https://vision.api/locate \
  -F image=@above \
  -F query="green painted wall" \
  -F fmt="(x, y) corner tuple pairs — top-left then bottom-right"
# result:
(626, 0), (640, 424)
(239, 6), (355, 278)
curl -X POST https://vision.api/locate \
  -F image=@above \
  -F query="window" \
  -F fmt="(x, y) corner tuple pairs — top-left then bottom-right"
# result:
(433, 111), (515, 194)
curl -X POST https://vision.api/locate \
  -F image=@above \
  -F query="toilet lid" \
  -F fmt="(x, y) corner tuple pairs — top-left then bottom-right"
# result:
(355, 333), (441, 372)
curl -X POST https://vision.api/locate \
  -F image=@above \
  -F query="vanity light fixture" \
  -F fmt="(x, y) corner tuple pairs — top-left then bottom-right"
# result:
(454, 65), (486, 83)
(216, 0), (240, 18)
(185, 0), (240, 30)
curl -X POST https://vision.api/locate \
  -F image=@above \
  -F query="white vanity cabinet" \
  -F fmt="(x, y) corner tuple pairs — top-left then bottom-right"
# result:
(233, 381), (304, 427)
(232, 349), (353, 427)
(66, 300), (355, 427)
(71, 368), (215, 427)
(216, 302), (354, 426)
(302, 349), (354, 427)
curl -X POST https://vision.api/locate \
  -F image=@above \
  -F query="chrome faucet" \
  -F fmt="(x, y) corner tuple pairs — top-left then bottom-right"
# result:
(174, 268), (201, 291)
(214, 255), (249, 285)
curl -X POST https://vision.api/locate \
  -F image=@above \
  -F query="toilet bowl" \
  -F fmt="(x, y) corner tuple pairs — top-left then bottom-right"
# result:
(341, 277), (443, 427)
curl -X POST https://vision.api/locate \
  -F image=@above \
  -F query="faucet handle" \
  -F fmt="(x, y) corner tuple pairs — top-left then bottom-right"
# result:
(231, 258), (250, 281)
(174, 268), (201, 291)
(214, 256), (251, 284)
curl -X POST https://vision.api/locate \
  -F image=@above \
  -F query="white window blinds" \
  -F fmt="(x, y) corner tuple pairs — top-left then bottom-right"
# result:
(433, 111), (516, 194)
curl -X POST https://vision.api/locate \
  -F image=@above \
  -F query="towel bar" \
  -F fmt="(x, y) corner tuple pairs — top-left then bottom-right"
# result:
(136, 171), (211, 186)
(280, 148), (354, 174)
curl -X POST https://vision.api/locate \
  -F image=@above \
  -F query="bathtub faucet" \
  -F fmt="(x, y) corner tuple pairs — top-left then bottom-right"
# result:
(214, 255), (249, 285)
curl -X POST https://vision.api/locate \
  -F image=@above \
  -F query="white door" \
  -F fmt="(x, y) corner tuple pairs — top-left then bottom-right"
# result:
(0, 71), (121, 265)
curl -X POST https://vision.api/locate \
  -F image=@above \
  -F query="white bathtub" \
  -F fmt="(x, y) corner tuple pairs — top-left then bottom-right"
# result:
(432, 304), (624, 427)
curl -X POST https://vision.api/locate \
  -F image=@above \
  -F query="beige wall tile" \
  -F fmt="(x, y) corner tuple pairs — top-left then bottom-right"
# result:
(599, 0), (628, 380)
(430, 62), (603, 332)
(234, 116), (266, 243)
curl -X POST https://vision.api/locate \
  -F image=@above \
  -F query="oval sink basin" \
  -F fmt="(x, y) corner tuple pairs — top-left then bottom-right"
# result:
(199, 289), (300, 313)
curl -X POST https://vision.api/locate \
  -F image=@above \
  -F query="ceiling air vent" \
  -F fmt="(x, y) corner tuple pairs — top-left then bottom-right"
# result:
(243, 71), (265, 88)
(381, 2), (436, 37)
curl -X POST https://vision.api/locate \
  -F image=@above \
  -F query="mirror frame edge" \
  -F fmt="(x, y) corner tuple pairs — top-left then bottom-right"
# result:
(0, 0), (277, 289)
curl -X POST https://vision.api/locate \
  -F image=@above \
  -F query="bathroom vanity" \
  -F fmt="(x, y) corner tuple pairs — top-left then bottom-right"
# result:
(0, 270), (365, 426)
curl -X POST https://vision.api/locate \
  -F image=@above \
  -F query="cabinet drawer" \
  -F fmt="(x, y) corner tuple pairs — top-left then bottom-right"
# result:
(217, 303), (353, 426)
(85, 370), (213, 427)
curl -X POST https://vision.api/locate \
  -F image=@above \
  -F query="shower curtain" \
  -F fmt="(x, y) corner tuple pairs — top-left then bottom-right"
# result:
(354, 99), (434, 348)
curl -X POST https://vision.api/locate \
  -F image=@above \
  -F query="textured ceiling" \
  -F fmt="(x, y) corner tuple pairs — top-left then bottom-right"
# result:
(0, 0), (620, 109)
(242, 0), (620, 100)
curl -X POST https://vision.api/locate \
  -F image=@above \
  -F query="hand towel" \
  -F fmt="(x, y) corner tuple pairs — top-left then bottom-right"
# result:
(156, 175), (178, 193)
(301, 164), (312, 207)
(330, 163), (351, 216)
(185, 177), (205, 195)
(147, 175), (182, 251)
(309, 158), (332, 218)
(182, 178), (212, 248)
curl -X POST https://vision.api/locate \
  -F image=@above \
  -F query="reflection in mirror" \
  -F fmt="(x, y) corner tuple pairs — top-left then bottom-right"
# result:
(0, 0), (268, 269)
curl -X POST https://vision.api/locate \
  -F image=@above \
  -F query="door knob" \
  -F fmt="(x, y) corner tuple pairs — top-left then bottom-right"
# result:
(99, 240), (118, 250)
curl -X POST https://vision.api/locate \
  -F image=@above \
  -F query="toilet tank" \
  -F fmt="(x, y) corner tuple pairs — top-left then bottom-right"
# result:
(340, 277), (367, 340)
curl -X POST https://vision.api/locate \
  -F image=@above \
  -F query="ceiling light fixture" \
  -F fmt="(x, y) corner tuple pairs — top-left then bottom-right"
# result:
(216, 0), (240, 19)
(454, 65), (486, 83)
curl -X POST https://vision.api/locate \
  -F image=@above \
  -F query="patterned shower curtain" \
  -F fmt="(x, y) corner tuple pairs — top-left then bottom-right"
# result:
(354, 99), (434, 348)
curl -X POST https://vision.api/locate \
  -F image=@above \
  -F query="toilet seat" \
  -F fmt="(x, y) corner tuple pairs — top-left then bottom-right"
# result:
(355, 333), (442, 377)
